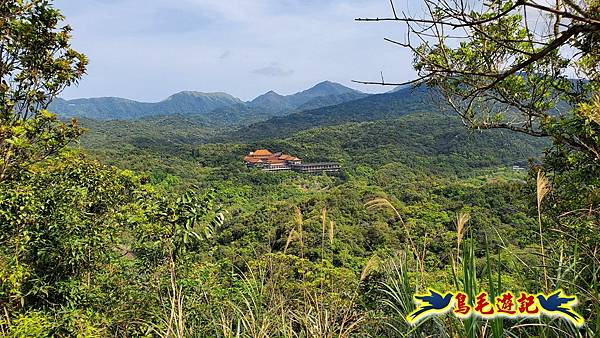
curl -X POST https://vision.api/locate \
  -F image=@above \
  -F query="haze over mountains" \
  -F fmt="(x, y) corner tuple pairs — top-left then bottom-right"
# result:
(51, 81), (368, 122)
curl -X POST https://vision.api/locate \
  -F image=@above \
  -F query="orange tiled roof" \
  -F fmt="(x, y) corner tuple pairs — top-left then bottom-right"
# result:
(253, 149), (273, 156)
(245, 157), (263, 163)
(266, 159), (285, 164)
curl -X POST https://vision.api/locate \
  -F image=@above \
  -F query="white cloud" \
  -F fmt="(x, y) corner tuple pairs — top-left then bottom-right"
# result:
(55, 0), (417, 101)
(253, 63), (294, 77)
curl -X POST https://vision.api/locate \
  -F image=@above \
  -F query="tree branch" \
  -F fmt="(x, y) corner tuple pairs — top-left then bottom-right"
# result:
(469, 24), (594, 97)
(356, 0), (524, 28)
(352, 75), (430, 87)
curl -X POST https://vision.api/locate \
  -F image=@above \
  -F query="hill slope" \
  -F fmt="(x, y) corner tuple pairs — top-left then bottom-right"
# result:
(237, 112), (548, 175)
(224, 85), (436, 141)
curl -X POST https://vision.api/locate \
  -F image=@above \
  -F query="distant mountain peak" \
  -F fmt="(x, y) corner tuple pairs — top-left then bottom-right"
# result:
(295, 81), (361, 98)
(50, 90), (244, 120)
(314, 80), (343, 87)
(252, 90), (285, 100)
(255, 90), (283, 98)
(50, 81), (369, 121)
(313, 80), (357, 91)
(250, 90), (291, 112)
(314, 80), (335, 86)
(166, 91), (241, 101)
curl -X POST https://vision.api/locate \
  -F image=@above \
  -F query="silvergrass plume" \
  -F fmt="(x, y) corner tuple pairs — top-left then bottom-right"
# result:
(536, 170), (551, 291)
(456, 212), (470, 258)
(360, 254), (380, 282)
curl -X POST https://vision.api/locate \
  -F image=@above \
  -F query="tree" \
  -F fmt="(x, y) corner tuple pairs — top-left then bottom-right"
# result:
(356, 1), (600, 219)
(0, 0), (87, 182)
(356, 0), (599, 146)
(0, 153), (140, 309)
(356, 0), (600, 334)
(0, 2), (231, 335)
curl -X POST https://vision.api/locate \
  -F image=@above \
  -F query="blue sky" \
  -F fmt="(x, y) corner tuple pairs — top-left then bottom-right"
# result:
(55, 0), (417, 102)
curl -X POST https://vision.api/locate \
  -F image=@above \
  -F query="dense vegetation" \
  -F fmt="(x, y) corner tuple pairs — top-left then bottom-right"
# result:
(74, 111), (551, 337)
(223, 86), (442, 142)
(1, 1), (599, 337)
(78, 112), (548, 186)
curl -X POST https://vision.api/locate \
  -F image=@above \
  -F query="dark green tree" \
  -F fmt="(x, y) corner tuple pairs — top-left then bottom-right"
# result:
(0, 4), (228, 335)
(0, 0), (87, 182)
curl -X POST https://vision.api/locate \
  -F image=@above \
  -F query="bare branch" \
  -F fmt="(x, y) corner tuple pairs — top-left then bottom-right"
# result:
(389, 0), (398, 19)
(356, 0), (524, 28)
(469, 23), (594, 97)
(562, 0), (588, 17)
(352, 75), (429, 87)
(524, 1), (600, 26)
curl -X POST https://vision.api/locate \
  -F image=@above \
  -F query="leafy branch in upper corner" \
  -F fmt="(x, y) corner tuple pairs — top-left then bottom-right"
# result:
(0, 0), (88, 182)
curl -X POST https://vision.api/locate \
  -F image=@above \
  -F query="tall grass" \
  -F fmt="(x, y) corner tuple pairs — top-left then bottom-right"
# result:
(213, 255), (369, 338)
(379, 227), (596, 337)
(536, 170), (551, 292)
(145, 183), (597, 338)
(211, 207), (369, 338)
(366, 198), (425, 282)
(456, 213), (470, 261)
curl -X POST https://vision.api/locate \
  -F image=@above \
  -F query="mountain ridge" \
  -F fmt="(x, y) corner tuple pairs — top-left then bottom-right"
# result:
(223, 85), (438, 141)
(50, 81), (367, 122)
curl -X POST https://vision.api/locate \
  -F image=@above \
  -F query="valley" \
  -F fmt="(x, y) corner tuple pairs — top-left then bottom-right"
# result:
(4, 1), (598, 335)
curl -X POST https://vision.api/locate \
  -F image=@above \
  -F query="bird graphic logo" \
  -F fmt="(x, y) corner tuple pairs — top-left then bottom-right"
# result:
(407, 289), (454, 324)
(405, 288), (585, 327)
(536, 290), (584, 327)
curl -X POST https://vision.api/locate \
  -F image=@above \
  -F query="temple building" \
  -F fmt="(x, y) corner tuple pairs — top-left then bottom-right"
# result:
(244, 149), (340, 173)
(291, 162), (341, 173)
(244, 149), (302, 171)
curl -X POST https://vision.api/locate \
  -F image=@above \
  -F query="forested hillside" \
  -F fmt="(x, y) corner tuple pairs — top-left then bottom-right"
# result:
(224, 85), (437, 141)
(2, 1), (599, 337)
(65, 104), (554, 337)
(79, 111), (547, 184)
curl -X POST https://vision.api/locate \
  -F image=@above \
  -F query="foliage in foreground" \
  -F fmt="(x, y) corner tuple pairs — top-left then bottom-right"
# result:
(0, 0), (599, 337)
